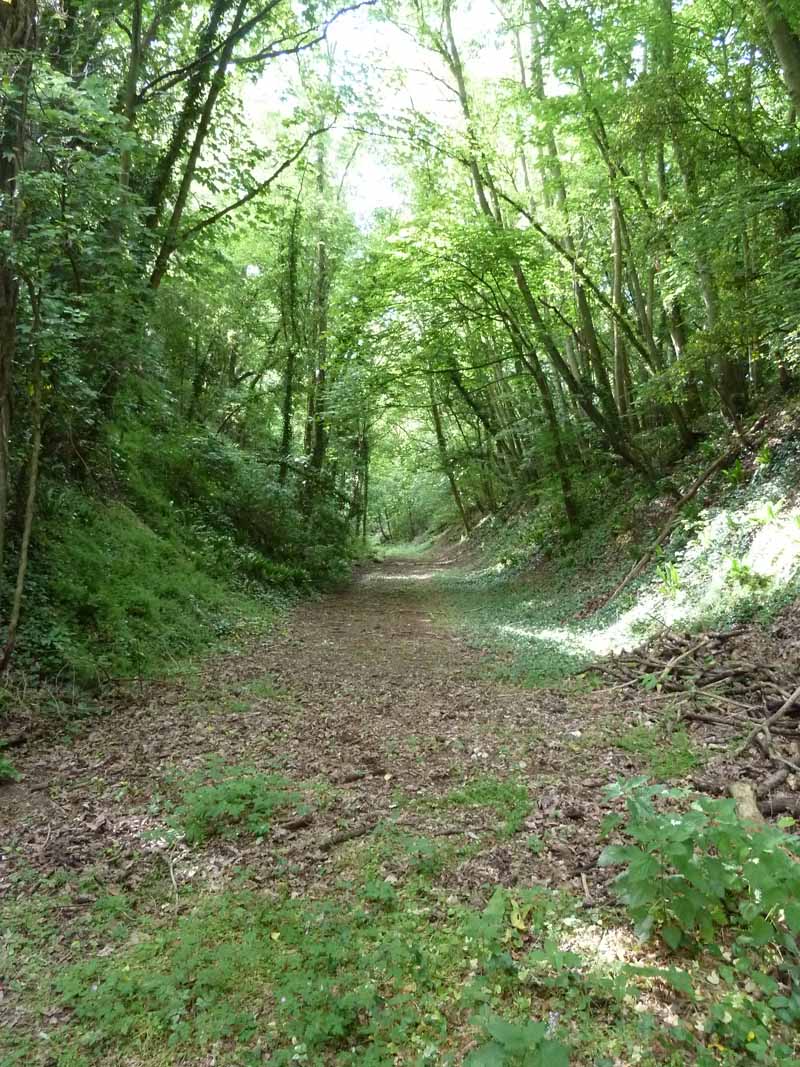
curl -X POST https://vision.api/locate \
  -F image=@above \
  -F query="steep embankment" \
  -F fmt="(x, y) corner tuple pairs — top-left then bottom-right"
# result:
(435, 412), (800, 684)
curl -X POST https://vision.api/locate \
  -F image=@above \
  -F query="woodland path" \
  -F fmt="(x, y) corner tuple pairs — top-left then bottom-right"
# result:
(2, 554), (633, 911)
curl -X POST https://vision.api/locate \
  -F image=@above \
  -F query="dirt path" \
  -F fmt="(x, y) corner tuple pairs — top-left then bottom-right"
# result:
(3, 556), (633, 909)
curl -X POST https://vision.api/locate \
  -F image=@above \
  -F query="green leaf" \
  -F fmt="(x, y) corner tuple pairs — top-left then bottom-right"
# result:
(661, 925), (683, 950)
(597, 844), (633, 867)
(465, 1044), (506, 1067)
(784, 902), (800, 933)
(533, 1039), (570, 1066)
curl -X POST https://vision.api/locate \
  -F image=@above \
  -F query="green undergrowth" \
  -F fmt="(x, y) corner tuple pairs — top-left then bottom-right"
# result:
(378, 537), (438, 560)
(162, 758), (304, 844)
(7, 424), (358, 688)
(441, 776), (532, 837)
(16, 493), (274, 687)
(5, 827), (799, 1066)
(614, 714), (704, 780)
(430, 536), (619, 687)
(5, 765), (800, 1065)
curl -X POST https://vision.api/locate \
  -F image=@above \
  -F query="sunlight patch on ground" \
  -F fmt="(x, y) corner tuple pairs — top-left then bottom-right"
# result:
(364, 571), (441, 582)
(560, 916), (642, 966)
(500, 490), (800, 658)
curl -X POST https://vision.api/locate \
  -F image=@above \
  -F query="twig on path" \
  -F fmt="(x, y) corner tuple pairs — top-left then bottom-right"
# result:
(580, 872), (592, 904)
(280, 813), (314, 832)
(165, 850), (179, 909)
(769, 753), (800, 775)
(657, 637), (710, 688)
(397, 821), (492, 837)
(319, 821), (379, 852)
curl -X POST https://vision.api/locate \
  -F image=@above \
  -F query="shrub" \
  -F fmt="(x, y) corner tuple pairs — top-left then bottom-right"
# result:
(168, 760), (302, 843)
(599, 779), (800, 950)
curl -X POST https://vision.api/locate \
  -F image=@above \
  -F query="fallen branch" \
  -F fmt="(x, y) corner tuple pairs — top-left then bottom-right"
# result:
(758, 794), (800, 818)
(319, 821), (379, 852)
(657, 637), (710, 688)
(756, 766), (790, 797)
(734, 685), (800, 758)
(281, 813), (314, 832)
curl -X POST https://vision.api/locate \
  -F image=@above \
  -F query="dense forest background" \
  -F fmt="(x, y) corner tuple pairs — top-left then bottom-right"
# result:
(2, 0), (800, 684)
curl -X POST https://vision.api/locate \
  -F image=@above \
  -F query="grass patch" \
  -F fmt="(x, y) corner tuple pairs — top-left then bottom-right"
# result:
(9, 869), (798, 1066)
(614, 718), (703, 780)
(165, 758), (304, 843)
(243, 675), (293, 701)
(5, 815), (800, 1066)
(443, 776), (531, 837)
(18, 494), (275, 687)
(379, 537), (436, 560)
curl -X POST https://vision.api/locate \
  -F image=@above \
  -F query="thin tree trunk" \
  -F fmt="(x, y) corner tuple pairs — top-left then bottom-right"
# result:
(499, 310), (578, 530)
(611, 197), (630, 422)
(307, 138), (329, 479)
(430, 378), (471, 535)
(1, 285), (42, 671)
(119, 0), (143, 189)
(0, 0), (36, 573)
(361, 431), (369, 540)
(149, 0), (247, 288)
(146, 0), (232, 224)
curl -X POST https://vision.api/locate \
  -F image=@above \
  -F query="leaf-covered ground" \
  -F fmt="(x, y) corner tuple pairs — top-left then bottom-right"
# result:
(2, 556), (799, 1065)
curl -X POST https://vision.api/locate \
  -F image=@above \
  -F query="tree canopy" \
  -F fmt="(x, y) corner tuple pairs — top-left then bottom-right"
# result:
(1, 0), (800, 672)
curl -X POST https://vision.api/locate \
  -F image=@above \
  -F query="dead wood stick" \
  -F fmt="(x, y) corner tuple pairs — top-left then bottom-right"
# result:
(757, 766), (790, 797)
(758, 794), (800, 818)
(398, 822), (492, 837)
(683, 711), (743, 729)
(698, 692), (759, 714)
(771, 753), (800, 774)
(735, 685), (800, 757)
(759, 768), (793, 802)
(602, 415), (767, 607)
(281, 813), (314, 832)
(580, 872), (592, 904)
(657, 637), (710, 687)
(319, 821), (379, 852)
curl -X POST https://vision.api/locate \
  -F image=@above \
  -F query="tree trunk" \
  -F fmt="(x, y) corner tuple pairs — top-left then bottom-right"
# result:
(119, 0), (143, 189)
(146, 0), (233, 224)
(611, 197), (630, 422)
(430, 378), (471, 536)
(149, 0), (247, 288)
(0, 0), (36, 573)
(1, 286), (42, 671)
(305, 135), (330, 492)
(759, 0), (800, 111)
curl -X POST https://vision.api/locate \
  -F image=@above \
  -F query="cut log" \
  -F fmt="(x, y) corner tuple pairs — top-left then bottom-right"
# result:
(730, 781), (765, 824)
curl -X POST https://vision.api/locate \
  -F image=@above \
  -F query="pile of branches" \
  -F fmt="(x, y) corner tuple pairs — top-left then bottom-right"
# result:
(587, 627), (800, 816)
